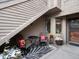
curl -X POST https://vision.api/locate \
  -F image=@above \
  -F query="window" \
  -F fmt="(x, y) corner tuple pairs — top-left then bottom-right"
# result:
(69, 19), (79, 43)
(56, 19), (62, 33)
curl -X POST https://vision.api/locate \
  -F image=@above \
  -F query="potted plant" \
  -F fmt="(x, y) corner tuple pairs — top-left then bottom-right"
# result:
(55, 35), (63, 45)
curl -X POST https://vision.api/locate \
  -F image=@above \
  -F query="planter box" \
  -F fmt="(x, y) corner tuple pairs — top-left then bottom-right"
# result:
(55, 40), (63, 45)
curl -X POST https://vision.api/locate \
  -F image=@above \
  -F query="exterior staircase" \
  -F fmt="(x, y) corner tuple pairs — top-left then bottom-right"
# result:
(0, 0), (61, 45)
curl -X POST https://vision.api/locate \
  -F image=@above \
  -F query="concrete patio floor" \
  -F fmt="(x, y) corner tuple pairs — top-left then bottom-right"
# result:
(40, 44), (79, 59)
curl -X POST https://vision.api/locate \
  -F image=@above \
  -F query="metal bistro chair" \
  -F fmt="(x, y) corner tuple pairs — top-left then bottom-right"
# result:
(28, 36), (39, 47)
(39, 34), (48, 46)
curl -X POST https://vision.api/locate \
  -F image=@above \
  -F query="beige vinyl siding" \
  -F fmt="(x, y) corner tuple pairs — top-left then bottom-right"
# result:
(20, 16), (46, 39)
(0, 0), (60, 45)
(58, 0), (79, 16)
(0, 0), (48, 45)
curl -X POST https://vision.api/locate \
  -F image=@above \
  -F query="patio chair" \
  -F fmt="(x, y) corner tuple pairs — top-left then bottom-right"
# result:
(39, 33), (48, 46)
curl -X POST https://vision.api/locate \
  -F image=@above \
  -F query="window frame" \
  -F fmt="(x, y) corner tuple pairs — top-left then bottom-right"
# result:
(56, 19), (62, 34)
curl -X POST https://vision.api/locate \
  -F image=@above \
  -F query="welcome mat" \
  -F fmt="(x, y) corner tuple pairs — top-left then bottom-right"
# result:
(23, 46), (53, 59)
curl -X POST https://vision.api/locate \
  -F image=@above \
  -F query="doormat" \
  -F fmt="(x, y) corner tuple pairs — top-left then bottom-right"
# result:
(23, 46), (53, 59)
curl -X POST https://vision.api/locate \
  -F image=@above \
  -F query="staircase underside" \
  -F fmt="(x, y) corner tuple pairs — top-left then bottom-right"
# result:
(0, 0), (61, 45)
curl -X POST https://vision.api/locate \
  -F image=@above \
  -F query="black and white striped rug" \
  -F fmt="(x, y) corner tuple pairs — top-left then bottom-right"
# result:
(23, 46), (54, 59)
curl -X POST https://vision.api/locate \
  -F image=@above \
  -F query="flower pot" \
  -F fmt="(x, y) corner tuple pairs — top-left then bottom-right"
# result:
(55, 40), (63, 45)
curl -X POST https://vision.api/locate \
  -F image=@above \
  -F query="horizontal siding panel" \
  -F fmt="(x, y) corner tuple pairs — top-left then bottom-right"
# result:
(0, 33), (9, 35)
(0, 20), (23, 24)
(0, 18), (25, 23)
(0, 36), (4, 39)
(0, 29), (14, 30)
(0, 23), (20, 26)
(0, 27), (16, 30)
(0, 30), (12, 33)
(0, 20), (24, 24)
(0, 24), (19, 27)
(0, 34), (7, 37)
(0, 16), (27, 22)
(0, 35), (5, 37)
(0, 22), (22, 25)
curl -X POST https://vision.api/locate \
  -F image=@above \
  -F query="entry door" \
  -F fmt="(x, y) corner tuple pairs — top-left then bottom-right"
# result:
(69, 19), (79, 43)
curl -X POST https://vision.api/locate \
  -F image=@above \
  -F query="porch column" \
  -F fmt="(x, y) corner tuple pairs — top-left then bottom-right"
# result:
(62, 17), (67, 44)
(50, 17), (56, 35)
